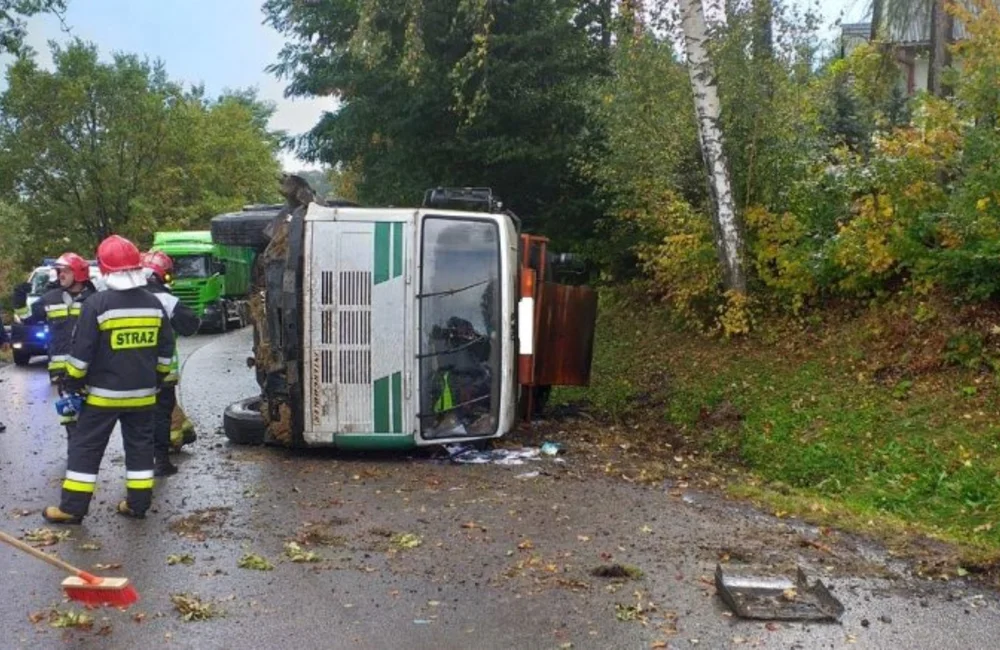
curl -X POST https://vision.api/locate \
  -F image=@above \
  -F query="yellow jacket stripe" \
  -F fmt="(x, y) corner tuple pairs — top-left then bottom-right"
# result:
(86, 394), (157, 408)
(126, 478), (154, 489)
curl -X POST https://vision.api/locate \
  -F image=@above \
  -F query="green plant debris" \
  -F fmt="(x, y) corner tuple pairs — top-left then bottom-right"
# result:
(390, 533), (422, 550)
(238, 553), (274, 571)
(614, 603), (640, 622)
(22, 528), (72, 546)
(167, 554), (195, 566)
(48, 609), (94, 629)
(78, 542), (101, 551)
(284, 542), (320, 563)
(170, 594), (223, 621)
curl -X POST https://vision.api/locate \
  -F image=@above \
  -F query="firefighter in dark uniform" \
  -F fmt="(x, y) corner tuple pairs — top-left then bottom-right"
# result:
(140, 250), (200, 476)
(43, 235), (174, 524)
(22, 253), (96, 437)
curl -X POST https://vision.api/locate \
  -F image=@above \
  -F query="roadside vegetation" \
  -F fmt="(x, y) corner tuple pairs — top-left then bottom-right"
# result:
(557, 288), (1000, 571)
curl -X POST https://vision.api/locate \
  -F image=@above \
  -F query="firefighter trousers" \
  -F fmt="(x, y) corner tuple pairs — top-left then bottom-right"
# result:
(60, 407), (155, 517)
(153, 385), (176, 464)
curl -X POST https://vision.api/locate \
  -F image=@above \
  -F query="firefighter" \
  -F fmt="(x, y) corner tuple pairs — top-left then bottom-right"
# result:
(140, 250), (200, 476)
(43, 235), (174, 524)
(21, 253), (96, 436)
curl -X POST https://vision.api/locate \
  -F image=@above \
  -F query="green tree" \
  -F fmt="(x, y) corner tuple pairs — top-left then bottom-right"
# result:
(1, 0), (65, 55)
(0, 40), (281, 256)
(263, 0), (608, 246)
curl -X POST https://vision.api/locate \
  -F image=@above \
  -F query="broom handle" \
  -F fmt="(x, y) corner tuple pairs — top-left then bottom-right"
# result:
(0, 530), (97, 582)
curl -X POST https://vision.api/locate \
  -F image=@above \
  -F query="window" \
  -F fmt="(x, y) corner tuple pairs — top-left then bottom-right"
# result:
(419, 218), (501, 437)
(172, 255), (211, 279)
(29, 270), (53, 295)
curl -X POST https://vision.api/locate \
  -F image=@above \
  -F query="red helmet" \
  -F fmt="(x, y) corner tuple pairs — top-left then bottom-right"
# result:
(96, 235), (142, 275)
(141, 250), (173, 281)
(54, 252), (90, 283)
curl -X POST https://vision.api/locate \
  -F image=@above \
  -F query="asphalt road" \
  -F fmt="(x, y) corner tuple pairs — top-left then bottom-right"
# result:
(1, 329), (999, 649)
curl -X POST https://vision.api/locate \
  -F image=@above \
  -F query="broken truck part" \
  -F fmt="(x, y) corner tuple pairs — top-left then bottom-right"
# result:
(215, 184), (597, 450)
(715, 564), (845, 622)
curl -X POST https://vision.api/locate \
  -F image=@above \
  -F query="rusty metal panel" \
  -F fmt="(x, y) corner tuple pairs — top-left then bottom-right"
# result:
(532, 282), (597, 387)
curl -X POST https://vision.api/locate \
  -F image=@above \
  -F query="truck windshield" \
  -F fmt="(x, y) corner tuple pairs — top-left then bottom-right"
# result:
(419, 218), (501, 438)
(172, 255), (211, 279)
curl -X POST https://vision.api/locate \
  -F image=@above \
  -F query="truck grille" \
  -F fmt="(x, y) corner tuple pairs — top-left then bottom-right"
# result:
(171, 285), (203, 312)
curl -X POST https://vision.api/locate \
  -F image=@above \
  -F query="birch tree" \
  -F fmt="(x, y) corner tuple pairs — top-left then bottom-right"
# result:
(677, 0), (747, 294)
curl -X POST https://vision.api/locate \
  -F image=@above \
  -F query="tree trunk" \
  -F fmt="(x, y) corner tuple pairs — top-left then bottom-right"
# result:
(927, 0), (953, 97)
(677, 0), (747, 294)
(869, 0), (883, 41)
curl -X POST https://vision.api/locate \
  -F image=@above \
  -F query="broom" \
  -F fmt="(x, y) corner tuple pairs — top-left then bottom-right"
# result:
(0, 529), (139, 608)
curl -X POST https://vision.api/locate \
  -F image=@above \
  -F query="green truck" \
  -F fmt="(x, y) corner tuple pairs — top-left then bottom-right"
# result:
(151, 231), (255, 332)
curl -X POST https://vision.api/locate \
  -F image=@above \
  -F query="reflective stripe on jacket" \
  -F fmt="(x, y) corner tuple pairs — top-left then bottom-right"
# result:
(64, 288), (174, 410)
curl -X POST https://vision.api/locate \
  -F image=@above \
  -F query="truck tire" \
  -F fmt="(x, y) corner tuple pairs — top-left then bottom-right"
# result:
(12, 350), (31, 366)
(210, 210), (279, 249)
(223, 397), (266, 445)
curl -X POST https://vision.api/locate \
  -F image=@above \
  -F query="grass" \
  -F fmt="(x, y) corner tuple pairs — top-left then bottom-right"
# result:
(554, 288), (1000, 563)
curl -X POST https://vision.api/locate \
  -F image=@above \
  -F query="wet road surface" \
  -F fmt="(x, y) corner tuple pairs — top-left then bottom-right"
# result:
(1, 329), (999, 649)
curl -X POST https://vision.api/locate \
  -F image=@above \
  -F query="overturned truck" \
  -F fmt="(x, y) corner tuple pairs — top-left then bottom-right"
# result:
(213, 182), (597, 450)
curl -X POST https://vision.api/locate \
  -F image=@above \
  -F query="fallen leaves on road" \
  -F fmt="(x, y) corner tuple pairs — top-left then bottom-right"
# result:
(168, 507), (230, 542)
(238, 553), (274, 571)
(294, 521), (346, 547)
(47, 609), (94, 629)
(391, 533), (422, 550)
(170, 594), (223, 621)
(167, 554), (195, 566)
(78, 542), (101, 551)
(22, 528), (71, 546)
(284, 541), (320, 562)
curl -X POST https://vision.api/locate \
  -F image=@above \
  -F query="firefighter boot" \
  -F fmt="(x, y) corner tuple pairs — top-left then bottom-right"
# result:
(42, 506), (83, 525)
(154, 459), (178, 477)
(117, 500), (146, 519)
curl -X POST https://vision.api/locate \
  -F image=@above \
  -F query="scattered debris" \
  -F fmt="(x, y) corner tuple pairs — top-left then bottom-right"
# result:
(591, 564), (644, 580)
(170, 594), (223, 621)
(48, 609), (94, 629)
(445, 445), (541, 466)
(515, 471), (540, 479)
(541, 441), (563, 456)
(238, 553), (274, 571)
(167, 554), (195, 566)
(78, 542), (101, 551)
(168, 507), (231, 542)
(390, 533), (423, 550)
(294, 521), (346, 547)
(284, 542), (320, 563)
(714, 564), (844, 621)
(93, 563), (122, 571)
(22, 528), (71, 546)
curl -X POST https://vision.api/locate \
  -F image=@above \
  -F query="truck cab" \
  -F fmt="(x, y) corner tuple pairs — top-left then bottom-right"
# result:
(151, 231), (254, 332)
(223, 187), (596, 450)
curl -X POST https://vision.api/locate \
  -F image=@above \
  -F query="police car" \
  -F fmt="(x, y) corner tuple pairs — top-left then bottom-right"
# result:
(10, 259), (101, 366)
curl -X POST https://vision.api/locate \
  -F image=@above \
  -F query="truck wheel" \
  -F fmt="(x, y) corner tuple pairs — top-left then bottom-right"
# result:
(210, 210), (280, 249)
(12, 350), (31, 366)
(223, 397), (266, 445)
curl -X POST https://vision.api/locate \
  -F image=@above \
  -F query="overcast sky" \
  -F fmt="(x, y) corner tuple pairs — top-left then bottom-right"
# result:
(3, 0), (869, 173)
